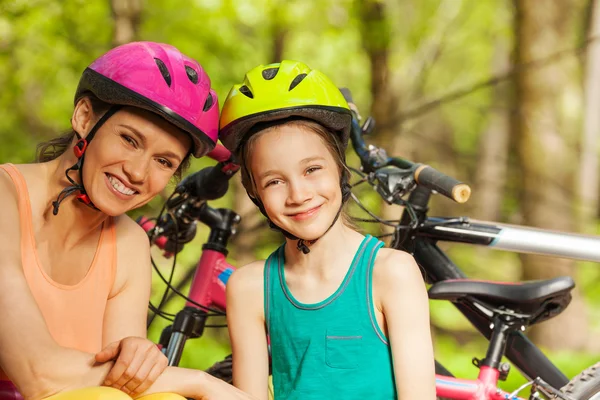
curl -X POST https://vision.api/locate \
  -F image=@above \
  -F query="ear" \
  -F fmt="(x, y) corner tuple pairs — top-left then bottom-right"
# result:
(71, 97), (95, 138)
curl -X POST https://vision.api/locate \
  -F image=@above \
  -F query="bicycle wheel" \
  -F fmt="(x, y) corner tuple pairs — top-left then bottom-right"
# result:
(205, 354), (233, 384)
(560, 362), (600, 399)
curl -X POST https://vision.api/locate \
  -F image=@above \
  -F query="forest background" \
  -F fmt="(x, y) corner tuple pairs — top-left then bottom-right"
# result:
(2, 0), (600, 393)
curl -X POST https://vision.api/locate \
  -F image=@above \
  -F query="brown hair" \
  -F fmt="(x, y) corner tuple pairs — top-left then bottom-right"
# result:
(238, 118), (355, 228)
(36, 94), (191, 181)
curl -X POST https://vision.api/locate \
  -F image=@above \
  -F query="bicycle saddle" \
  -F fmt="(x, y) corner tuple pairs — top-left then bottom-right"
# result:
(428, 276), (575, 325)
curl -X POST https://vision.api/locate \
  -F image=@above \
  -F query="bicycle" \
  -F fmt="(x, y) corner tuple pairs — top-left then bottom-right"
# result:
(138, 143), (239, 379)
(341, 89), (600, 399)
(142, 93), (600, 399)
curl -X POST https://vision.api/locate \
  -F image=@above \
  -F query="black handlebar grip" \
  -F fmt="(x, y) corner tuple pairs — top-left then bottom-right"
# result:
(414, 164), (471, 203)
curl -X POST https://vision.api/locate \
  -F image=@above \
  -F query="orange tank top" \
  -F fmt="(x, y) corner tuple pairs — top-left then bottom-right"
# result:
(0, 164), (117, 382)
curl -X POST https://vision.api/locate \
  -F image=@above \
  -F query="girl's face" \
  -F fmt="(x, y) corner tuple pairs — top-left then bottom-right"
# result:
(250, 124), (342, 240)
(80, 107), (191, 216)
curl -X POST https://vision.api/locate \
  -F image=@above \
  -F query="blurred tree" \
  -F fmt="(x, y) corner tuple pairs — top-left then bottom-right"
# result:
(472, 44), (511, 221)
(513, 0), (589, 350)
(110, 0), (142, 46)
(580, 0), (600, 231)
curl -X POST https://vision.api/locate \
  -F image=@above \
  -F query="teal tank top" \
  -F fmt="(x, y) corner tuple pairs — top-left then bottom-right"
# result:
(264, 235), (397, 399)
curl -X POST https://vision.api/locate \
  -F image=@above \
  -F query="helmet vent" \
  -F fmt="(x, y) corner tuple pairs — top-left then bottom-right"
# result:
(154, 58), (172, 87)
(262, 68), (279, 80)
(185, 65), (199, 84)
(289, 73), (307, 91)
(203, 93), (214, 111)
(239, 85), (254, 99)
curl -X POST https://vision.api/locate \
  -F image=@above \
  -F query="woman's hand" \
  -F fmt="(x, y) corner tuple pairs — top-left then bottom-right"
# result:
(95, 336), (168, 397)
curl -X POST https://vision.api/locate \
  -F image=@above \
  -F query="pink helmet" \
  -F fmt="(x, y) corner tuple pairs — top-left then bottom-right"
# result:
(74, 41), (218, 157)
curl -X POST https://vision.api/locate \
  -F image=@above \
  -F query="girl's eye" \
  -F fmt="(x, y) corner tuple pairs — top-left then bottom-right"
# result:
(265, 179), (281, 187)
(306, 166), (322, 174)
(156, 158), (173, 168)
(121, 134), (137, 147)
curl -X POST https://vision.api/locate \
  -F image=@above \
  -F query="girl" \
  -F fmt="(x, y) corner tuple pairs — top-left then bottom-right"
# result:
(221, 60), (436, 399)
(0, 42), (253, 400)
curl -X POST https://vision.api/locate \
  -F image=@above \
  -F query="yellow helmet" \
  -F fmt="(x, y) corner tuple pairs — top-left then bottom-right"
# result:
(219, 60), (352, 153)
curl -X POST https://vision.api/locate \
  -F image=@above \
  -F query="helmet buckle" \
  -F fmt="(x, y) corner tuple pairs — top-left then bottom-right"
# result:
(76, 193), (92, 205)
(73, 138), (88, 158)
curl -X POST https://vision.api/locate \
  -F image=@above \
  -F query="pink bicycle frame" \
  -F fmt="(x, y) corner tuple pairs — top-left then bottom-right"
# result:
(185, 248), (234, 312)
(436, 367), (525, 399)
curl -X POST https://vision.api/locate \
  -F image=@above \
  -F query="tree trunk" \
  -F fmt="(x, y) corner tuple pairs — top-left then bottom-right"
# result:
(357, 0), (403, 238)
(473, 45), (511, 221)
(513, 0), (588, 350)
(580, 0), (600, 229)
(110, 0), (143, 46)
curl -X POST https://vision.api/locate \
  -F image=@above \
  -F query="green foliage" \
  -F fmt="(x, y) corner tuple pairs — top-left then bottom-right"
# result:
(1, 0), (599, 390)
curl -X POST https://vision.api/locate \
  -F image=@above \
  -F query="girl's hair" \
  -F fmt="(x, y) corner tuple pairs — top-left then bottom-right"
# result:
(36, 94), (191, 180)
(238, 118), (356, 228)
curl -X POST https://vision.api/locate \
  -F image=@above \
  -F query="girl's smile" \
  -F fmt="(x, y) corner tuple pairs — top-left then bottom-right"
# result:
(287, 204), (323, 221)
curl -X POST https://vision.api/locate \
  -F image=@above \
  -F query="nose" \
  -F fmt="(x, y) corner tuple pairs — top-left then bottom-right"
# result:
(287, 178), (313, 205)
(122, 153), (149, 185)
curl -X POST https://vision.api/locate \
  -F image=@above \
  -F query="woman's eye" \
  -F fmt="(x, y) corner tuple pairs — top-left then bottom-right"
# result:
(157, 158), (173, 168)
(121, 134), (137, 147)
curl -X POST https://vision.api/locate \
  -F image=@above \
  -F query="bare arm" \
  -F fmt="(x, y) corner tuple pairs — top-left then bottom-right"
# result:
(0, 171), (110, 399)
(97, 217), (168, 396)
(226, 261), (270, 400)
(375, 249), (437, 400)
(0, 172), (254, 400)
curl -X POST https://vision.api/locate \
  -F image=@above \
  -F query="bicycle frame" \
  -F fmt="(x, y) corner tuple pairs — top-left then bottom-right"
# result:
(436, 367), (525, 400)
(397, 187), (600, 391)
(140, 202), (239, 366)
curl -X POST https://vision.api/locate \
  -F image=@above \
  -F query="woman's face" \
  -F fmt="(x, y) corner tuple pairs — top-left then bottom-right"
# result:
(80, 107), (191, 216)
(250, 124), (342, 240)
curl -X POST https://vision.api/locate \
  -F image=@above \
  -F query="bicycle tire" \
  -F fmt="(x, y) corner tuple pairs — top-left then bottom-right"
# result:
(205, 354), (233, 384)
(560, 362), (600, 399)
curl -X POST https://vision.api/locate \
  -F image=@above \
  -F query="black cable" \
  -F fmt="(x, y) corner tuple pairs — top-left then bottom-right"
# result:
(352, 217), (402, 224)
(147, 193), (180, 328)
(150, 256), (225, 316)
(154, 207), (180, 318)
(349, 193), (400, 227)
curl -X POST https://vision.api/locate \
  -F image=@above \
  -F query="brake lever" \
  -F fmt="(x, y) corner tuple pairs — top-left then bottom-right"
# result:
(371, 166), (416, 204)
(366, 144), (389, 170)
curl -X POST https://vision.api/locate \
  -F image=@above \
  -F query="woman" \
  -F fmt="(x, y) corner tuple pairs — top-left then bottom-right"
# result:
(222, 60), (436, 399)
(0, 41), (253, 400)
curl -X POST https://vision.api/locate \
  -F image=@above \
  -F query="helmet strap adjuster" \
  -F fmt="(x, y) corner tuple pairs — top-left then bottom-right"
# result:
(73, 138), (88, 158)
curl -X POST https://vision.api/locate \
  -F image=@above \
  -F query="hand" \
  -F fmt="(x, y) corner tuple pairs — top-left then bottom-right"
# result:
(95, 336), (168, 396)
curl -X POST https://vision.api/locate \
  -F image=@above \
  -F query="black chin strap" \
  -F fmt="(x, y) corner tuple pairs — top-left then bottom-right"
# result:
(52, 106), (121, 215)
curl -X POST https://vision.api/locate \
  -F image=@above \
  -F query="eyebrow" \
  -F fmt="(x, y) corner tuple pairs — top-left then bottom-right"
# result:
(119, 124), (183, 163)
(257, 156), (327, 180)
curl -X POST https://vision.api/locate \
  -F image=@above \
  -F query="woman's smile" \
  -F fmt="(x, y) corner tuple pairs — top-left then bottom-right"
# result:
(104, 172), (138, 200)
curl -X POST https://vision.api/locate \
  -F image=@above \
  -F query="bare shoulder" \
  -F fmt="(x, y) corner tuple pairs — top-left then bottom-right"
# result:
(226, 260), (266, 321)
(0, 168), (20, 262)
(114, 214), (150, 249)
(110, 214), (151, 296)
(227, 260), (266, 296)
(0, 167), (18, 210)
(373, 248), (426, 290)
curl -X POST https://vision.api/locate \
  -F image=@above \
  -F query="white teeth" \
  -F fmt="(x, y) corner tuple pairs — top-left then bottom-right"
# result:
(107, 175), (136, 196)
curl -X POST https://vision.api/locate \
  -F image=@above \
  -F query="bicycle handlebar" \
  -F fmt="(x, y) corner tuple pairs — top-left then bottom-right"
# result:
(340, 88), (471, 204)
(413, 164), (471, 204)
